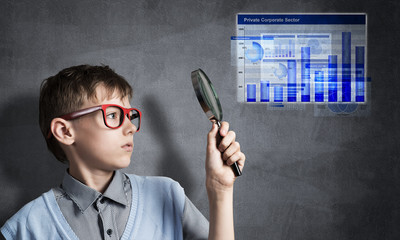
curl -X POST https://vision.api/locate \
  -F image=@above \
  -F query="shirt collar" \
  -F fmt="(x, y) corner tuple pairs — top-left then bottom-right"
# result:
(102, 170), (129, 206)
(62, 170), (129, 213)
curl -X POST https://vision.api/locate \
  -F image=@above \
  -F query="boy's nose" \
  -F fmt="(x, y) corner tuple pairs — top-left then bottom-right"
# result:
(123, 116), (137, 135)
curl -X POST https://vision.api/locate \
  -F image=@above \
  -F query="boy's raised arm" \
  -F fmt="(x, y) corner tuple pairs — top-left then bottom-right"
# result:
(206, 122), (246, 240)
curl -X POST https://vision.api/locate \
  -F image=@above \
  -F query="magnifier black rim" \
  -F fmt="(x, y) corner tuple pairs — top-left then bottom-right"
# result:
(191, 69), (223, 121)
(190, 69), (242, 177)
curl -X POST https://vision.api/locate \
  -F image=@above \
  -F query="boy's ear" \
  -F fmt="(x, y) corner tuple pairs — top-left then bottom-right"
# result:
(50, 118), (75, 145)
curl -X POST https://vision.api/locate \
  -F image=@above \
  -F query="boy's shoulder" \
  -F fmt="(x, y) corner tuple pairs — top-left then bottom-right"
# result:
(124, 174), (186, 238)
(126, 174), (185, 206)
(129, 174), (178, 185)
(1, 190), (74, 239)
(127, 174), (184, 193)
(4, 189), (52, 223)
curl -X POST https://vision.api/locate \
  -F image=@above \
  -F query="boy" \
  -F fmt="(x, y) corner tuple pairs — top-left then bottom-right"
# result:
(1, 65), (245, 239)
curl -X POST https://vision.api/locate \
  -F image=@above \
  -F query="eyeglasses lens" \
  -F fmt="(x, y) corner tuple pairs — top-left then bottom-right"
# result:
(104, 106), (123, 128)
(104, 106), (140, 129)
(129, 110), (140, 130)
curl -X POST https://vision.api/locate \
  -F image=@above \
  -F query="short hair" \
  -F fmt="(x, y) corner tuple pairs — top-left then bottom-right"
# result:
(39, 64), (133, 163)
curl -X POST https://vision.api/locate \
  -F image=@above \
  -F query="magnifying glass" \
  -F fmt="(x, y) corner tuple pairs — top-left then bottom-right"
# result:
(191, 69), (242, 177)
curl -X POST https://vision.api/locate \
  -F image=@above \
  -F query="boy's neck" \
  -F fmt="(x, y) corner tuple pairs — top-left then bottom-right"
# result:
(68, 166), (115, 194)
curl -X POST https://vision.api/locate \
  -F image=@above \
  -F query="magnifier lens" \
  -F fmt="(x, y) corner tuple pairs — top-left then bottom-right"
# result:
(197, 72), (222, 121)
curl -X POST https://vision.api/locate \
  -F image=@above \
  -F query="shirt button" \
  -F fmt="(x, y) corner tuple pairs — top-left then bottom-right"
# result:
(107, 229), (113, 236)
(100, 198), (105, 204)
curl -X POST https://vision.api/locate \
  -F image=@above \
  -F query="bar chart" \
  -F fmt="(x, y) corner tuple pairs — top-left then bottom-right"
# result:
(232, 14), (367, 104)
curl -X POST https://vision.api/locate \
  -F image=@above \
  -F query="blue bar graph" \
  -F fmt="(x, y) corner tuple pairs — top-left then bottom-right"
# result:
(279, 43), (282, 57)
(328, 55), (338, 102)
(235, 14), (367, 105)
(287, 60), (297, 102)
(301, 47), (310, 102)
(247, 83), (256, 102)
(260, 81), (270, 102)
(355, 46), (365, 102)
(274, 85), (283, 102)
(290, 39), (295, 57)
(342, 32), (351, 102)
(315, 71), (324, 102)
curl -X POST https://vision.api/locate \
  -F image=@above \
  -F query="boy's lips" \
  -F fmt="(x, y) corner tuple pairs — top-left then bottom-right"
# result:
(122, 143), (133, 152)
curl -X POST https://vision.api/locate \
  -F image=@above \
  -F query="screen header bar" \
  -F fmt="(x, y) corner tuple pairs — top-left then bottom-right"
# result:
(237, 14), (366, 25)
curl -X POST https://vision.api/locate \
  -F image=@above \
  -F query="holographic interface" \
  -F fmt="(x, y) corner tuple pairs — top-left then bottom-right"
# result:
(231, 14), (368, 106)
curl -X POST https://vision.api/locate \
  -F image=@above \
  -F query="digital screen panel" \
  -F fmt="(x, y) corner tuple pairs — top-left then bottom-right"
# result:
(231, 13), (367, 106)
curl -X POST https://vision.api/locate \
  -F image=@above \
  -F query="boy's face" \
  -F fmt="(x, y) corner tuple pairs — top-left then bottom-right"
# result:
(68, 85), (136, 173)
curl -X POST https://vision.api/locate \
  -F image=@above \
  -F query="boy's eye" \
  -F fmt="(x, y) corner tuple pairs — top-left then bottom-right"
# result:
(106, 112), (118, 119)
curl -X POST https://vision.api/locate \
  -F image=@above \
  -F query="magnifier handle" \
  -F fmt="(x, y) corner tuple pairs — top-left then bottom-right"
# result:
(216, 122), (242, 177)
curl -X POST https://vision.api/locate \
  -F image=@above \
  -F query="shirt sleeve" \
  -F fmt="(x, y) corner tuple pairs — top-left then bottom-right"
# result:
(182, 196), (209, 240)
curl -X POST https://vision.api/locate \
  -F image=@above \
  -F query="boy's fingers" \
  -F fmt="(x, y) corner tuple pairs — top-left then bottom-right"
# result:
(226, 151), (244, 166)
(226, 152), (240, 166)
(222, 141), (240, 161)
(219, 121), (229, 137)
(218, 130), (236, 152)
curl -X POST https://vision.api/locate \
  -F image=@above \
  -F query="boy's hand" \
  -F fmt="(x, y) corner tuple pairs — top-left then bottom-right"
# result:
(206, 121), (245, 193)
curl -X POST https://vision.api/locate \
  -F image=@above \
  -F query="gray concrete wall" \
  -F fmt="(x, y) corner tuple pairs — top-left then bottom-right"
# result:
(1, 0), (399, 239)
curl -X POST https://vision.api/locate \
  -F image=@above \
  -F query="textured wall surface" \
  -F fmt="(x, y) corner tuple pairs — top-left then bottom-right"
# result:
(1, 0), (399, 239)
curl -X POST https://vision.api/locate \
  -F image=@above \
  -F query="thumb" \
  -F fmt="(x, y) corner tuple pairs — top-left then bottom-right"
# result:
(207, 122), (219, 148)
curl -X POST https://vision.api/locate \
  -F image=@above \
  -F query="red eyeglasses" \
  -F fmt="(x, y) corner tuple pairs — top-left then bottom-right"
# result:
(47, 104), (141, 139)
